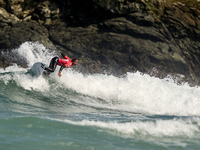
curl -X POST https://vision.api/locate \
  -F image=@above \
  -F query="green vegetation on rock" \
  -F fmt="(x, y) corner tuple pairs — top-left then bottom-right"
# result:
(147, 0), (200, 17)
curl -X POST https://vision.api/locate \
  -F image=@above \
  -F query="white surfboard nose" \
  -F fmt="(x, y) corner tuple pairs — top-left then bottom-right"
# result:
(30, 62), (47, 77)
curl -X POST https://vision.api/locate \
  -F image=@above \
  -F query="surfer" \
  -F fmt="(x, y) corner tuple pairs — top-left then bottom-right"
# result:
(44, 53), (78, 77)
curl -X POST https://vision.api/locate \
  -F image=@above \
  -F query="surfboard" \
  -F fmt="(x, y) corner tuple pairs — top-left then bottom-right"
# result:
(30, 62), (47, 77)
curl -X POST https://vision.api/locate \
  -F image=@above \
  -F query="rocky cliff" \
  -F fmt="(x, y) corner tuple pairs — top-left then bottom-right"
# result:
(0, 0), (200, 85)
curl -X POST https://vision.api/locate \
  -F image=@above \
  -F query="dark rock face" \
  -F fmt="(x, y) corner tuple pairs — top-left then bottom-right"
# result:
(160, 2), (200, 82)
(0, 0), (200, 85)
(0, 21), (52, 48)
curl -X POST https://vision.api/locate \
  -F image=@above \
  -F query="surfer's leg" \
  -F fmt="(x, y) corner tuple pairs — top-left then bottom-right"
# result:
(45, 57), (59, 72)
(50, 57), (59, 71)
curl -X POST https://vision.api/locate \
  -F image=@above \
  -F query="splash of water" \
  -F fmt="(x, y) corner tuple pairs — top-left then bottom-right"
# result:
(1, 42), (200, 116)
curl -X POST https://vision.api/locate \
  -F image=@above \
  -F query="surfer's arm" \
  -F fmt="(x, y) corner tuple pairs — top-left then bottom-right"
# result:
(61, 53), (65, 58)
(59, 65), (65, 73)
(64, 55), (70, 60)
(61, 53), (70, 60)
(58, 65), (66, 77)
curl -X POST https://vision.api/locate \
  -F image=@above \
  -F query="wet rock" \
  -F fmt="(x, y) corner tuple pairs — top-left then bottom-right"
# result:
(0, 7), (20, 23)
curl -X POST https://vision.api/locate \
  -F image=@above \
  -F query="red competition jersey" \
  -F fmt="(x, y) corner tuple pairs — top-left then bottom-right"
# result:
(57, 56), (72, 68)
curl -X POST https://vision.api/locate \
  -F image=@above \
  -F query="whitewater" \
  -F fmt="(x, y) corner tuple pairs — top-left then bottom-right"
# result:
(0, 42), (200, 150)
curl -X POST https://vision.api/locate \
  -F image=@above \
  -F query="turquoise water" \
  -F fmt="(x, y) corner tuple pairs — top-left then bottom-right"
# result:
(0, 42), (200, 150)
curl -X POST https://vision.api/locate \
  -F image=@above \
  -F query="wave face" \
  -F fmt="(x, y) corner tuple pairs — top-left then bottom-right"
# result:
(0, 42), (200, 150)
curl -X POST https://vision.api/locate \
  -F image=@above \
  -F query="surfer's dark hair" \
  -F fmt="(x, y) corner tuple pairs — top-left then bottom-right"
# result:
(72, 58), (78, 62)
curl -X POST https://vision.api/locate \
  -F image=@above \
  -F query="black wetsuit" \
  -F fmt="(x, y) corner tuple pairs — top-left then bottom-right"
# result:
(44, 53), (71, 74)
(45, 56), (59, 72)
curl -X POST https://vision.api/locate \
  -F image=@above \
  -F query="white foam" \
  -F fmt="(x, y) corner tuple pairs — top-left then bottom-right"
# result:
(57, 117), (200, 139)
(12, 41), (55, 67)
(0, 42), (54, 91)
(15, 74), (50, 91)
(0, 64), (26, 73)
(53, 70), (200, 116)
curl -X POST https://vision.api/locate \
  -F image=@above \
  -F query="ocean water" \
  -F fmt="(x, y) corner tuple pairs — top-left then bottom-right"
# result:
(0, 42), (200, 150)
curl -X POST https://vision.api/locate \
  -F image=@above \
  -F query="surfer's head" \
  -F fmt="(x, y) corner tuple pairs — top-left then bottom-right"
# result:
(72, 58), (78, 66)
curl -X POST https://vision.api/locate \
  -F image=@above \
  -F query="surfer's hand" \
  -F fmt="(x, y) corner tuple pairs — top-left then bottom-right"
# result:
(58, 72), (61, 77)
